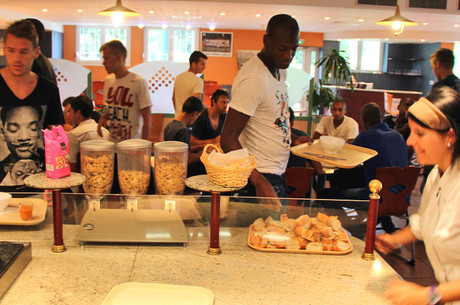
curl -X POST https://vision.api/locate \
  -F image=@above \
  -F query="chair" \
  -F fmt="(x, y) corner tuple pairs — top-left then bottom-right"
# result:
(375, 166), (422, 266)
(285, 167), (315, 206)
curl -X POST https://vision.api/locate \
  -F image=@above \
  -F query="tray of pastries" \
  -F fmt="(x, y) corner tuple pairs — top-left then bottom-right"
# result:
(248, 212), (352, 254)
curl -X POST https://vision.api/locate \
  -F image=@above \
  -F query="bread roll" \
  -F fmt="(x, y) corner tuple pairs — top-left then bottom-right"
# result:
(305, 242), (323, 251)
(250, 234), (262, 247)
(322, 244), (333, 251)
(328, 216), (342, 231)
(316, 212), (329, 224)
(296, 214), (311, 227)
(260, 238), (268, 248)
(299, 238), (309, 250)
(294, 225), (303, 237)
(265, 216), (274, 224)
(280, 213), (289, 222)
(301, 229), (316, 242)
(266, 221), (285, 235)
(286, 236), (301, 250)
(253, 218), (266, 231)
(281, 218), (296, 232)
(320, 227), (333, 238)
(333, 241), (351, 251)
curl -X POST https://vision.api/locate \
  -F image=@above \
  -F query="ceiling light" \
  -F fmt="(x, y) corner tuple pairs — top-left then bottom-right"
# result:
(220, 12), (226, 16)
(77, 9), (83, 13)
(324, 17), (330, 20)
(420, 39), (426, 42)
(149, 10), (154, 14)
(255, 14), (261, 17)
(291, 15), (296, 19)
(455, 24), (460, 27)
(161, 24), (168, 29)
(209, 24), (216, 31)
(358, 19), (364, 22)
(422, 22), (428, 26)
(42, 9), (48, 13)
(137, 23), (145, 29)
(98, 0), (140, 26)
(376, 5), (417, 36)
(185, 24), (192, 30)
(184, 11), (190, 15)
(385, 38), (389, 41)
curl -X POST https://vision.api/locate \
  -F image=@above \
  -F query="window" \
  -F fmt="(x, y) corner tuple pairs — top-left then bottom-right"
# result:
(339, 39), (383, 72)
(409, 0), (446, 9)
(76, 26), (130, 65)
(357, 0), (396, 5)
(453, 43), (460, 77)
(145, 28), (198, 62)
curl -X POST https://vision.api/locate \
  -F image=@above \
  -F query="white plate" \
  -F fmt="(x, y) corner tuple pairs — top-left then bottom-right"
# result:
(102, 282), (214, 305)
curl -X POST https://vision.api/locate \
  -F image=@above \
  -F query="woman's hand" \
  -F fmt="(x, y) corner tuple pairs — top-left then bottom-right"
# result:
(375, 233), (401, 254)
(382, 277), (430, 305)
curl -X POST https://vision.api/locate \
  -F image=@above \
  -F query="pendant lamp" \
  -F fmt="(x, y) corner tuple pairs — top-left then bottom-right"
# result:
(376, 5), (417, 36)
(98, 0), (140, 26)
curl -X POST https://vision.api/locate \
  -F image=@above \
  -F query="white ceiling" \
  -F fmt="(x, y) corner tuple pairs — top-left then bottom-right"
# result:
(1, 0), (460, 42)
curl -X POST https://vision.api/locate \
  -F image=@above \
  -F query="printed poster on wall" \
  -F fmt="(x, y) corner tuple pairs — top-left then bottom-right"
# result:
(201, 32), (233, 57)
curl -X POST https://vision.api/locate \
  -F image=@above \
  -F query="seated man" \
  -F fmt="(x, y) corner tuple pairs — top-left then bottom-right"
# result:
(313, 98), (358, 144)
(383, 97), (415, 142)
(287, 107), (307, 168)
(191, 89), (229, 150)
(163, 96), (205, 177)
(383, 97), (415, 162)
(67, 95), (110, 172)
(320, 102), (407, 234)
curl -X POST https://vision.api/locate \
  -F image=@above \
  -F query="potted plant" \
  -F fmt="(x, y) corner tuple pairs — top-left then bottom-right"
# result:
(316, 49), (355, 94)
(307, 49), (355, 113)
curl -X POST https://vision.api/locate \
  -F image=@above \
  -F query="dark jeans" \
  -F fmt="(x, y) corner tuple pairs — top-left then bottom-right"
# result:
(238, 172), (288, 199)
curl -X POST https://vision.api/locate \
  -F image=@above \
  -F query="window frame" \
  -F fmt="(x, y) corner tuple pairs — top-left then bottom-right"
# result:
(143, 27), (199, 63)
(339, 39), (384, 73)
(76, 25), (131, 66)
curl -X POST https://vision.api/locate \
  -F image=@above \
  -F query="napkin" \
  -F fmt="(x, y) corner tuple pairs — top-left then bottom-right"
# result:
(208, 148), (250, 168)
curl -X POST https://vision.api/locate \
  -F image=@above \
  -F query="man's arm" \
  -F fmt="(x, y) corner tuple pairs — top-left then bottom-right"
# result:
(190, 134), (219, 149)
(172, 91), (176, 111)
(312, 131), (322, 140)
(97, 110), (110, 137)
(140, 107), (151, 141)
(221, 108), (280, 204)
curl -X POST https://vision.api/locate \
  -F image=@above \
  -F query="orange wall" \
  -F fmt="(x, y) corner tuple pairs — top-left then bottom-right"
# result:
(63, 26), (323, 85)
(441, 42), (454, 50)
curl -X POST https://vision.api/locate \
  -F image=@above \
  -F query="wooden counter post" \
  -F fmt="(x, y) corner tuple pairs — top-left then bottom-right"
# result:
(51, 189), (66, 253)
(362, 179), (381, 260)
(208, 191), (222, 255)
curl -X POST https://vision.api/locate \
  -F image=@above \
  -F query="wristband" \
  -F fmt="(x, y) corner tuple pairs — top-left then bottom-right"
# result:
(428, 285), (442, 305)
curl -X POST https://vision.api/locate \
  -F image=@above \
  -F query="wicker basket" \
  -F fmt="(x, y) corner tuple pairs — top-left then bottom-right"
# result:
(200, 144), (257, 188)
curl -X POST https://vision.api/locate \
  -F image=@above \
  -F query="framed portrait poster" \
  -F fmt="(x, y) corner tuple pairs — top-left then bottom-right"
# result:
(201, 32), (233, 57)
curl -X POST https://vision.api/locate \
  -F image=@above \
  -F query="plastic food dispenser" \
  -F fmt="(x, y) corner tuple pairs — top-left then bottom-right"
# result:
(80, 140), (116, 196)
(153, 141), (188, 195)
(117, 139), (152, 197)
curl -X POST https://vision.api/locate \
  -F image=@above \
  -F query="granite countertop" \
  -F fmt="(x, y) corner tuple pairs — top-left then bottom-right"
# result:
(0, 224), (395, 305)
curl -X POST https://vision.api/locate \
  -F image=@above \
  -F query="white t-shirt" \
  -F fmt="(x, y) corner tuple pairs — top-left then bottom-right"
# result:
(173, 71), (204, 116)
(230, 55), (291, 176)
(315, 115), (358, 141)
(67, 119), (110, 163)
(102, 72), (152, 143)
(410, 163), (460, 296)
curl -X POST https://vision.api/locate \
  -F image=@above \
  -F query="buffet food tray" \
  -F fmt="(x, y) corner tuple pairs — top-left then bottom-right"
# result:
(247, 225), (353, 255)
(291, 141), (377, 169)
(102, 282), (214, 305)
(0, 198), (47, 226)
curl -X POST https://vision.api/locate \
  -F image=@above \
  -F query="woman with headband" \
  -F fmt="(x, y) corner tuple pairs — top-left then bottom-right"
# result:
(376, 86), (460, 305)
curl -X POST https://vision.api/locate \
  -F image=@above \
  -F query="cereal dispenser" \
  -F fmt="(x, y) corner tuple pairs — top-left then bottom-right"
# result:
(80, 140), (116, 196)
(153, 141), (188, 195)
(117, 139), (152, 197)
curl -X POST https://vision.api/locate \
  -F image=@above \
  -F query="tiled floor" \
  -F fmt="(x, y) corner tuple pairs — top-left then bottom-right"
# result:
(376, 176), (438, 286)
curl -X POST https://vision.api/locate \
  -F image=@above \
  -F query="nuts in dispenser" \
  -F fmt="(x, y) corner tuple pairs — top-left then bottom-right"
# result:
(81, 152), (114, 194)
(154, 156), (187, 195)
(118, 170), (150, 195)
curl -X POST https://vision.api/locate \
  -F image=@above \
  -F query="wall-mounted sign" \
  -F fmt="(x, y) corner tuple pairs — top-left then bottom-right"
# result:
(201, 32), (233, 57)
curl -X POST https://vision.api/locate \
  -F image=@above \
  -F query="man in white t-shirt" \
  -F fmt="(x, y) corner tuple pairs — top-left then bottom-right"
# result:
(67, 95), (109, 171)
(172, 51), (207, 117)
(221, 14), (309, 203)
(97, 40), (152, 143)
(313, 98), (358, 143)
